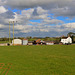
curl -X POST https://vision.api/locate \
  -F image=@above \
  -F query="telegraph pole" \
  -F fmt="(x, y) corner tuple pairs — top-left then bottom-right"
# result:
(9, 21), (17, 45)
(9, 21), (11, 44)
(12, 21), (17, 45)
(13, 21), (14, 45)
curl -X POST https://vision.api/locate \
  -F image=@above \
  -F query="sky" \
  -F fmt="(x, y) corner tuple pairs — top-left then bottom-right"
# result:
(0, 0), (75, 37)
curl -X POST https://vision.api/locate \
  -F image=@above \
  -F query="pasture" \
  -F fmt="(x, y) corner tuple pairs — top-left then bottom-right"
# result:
(0, 45), (75, 75)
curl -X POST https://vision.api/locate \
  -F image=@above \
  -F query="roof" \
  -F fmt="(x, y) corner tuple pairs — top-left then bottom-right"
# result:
(36, 39), (41, 43)
(23, 38), (28, 40)
(61, 37), (67, 39)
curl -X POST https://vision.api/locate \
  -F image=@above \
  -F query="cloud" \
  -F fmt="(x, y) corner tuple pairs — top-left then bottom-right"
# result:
(37, 7), (48, 15)
(0, 0), (75, 37)
(12, 7), (64, 26)
(3, 0), (75, 17)
(0, 10), (15, 25)
(5, 0), (71, 9)
(51, 7), (75, 17)
(0, 6), (7, 14)
(12, 21), (75, 37)
(0, 24), (9, 37)
(0, 0), (6, 6)
(15, 24), (33, 33)
(63, 23), (75, 29)
(43, 19), (64, 25)
(1, 0), (75, 18)
(10, 7), (50, 24)
(5, 0), (54, 9)
(0, 6), (69, 37)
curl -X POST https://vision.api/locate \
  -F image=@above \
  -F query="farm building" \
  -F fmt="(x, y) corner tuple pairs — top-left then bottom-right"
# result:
(12, 39), (22, 45)
(61, 36), (72, 44)
(36, 39), (45, 45)
(22, 39), (28, 45)
(36, 39), (41, 43)
(28, 41), (33, 45)
(45, 41), (54, 45)
(0, 43), (7, 46)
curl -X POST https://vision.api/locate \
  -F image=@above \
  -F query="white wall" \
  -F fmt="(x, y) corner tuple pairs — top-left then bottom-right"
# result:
(22, 40), (28, 45)
(67, 37), (72, 43)
(61, 39), (68, 44)
(46, 42), (54, 45)
(12, 39), (22, 45)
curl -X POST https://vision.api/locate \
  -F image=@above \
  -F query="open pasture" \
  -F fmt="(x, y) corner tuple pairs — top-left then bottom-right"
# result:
(0, 45), (75, 75)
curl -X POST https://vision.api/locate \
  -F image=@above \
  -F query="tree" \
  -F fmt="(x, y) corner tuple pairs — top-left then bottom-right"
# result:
(67, 32), (75, 43)
(67, 32), (75, 36)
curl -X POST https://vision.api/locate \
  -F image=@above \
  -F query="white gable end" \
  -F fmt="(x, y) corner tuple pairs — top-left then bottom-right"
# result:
(67, 37), (72, 43)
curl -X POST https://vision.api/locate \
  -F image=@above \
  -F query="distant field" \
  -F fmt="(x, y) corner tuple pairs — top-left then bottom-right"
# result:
(0, 45), (75, 75)
(0, 41), (9, 44)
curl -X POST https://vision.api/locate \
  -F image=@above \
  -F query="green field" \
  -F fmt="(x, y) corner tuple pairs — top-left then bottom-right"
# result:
(0, 41), (9, 44)
(0, 45), (75, 75)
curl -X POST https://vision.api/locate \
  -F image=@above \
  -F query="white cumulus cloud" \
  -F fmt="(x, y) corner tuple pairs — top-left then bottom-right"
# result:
(0, 6), (7, 14)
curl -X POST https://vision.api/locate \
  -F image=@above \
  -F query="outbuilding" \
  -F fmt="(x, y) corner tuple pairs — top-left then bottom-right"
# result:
(12, 39), (22, 45)
(28, 41), (33, 45)
(45, 41), (54, 45)
(22, 39), (28, 45)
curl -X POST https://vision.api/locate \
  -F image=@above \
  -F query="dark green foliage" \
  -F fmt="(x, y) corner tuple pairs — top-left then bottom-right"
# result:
(67, 32), (75, 43)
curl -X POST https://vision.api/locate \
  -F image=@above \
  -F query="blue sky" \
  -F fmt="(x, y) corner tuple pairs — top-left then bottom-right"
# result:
(0, 0), (75, 37)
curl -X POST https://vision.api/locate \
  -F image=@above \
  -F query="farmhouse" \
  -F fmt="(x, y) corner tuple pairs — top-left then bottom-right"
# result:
(61, 36), (72, 44)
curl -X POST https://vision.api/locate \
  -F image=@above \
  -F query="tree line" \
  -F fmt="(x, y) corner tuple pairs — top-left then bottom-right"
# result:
(0, 32), (75, 43)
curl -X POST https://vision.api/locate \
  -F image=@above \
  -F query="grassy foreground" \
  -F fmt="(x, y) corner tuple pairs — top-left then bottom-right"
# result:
(0, 45), (75, 75)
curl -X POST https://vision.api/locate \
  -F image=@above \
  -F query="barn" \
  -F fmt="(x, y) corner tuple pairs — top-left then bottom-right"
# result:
(12, 39), (22, 45)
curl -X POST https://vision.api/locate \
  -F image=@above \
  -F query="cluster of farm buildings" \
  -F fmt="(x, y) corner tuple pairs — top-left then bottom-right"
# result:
(0, 35), (72, 46)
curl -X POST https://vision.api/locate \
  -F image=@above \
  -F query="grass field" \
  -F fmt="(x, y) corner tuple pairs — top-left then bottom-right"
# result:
(0, 45), (75, 75)
(0, 41), (9, 44)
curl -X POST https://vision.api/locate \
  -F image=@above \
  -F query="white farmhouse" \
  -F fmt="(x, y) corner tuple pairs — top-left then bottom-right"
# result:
(61, 37), (72, 44)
